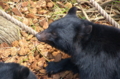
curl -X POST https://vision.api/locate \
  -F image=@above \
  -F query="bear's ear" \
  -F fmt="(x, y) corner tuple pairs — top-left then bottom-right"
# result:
(80, 24), (92, 35)
(68, 7), (77, 15)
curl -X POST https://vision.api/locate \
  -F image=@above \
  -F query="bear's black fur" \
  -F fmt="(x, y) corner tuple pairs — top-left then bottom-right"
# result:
(36, 7), (120, 79)
(0, 62), (37, 79)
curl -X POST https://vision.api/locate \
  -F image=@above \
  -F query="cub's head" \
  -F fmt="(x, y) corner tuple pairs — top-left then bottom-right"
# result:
(0, 62), (37, 79)
(36, 7), (92, 54)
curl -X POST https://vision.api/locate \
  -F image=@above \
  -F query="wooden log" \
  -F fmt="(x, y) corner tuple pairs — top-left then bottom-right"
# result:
(0, 16), (21, 44)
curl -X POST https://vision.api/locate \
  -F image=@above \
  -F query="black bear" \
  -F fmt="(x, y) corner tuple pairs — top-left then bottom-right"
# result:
(0, 62), (37, 79)
(36, 7), (120, 79)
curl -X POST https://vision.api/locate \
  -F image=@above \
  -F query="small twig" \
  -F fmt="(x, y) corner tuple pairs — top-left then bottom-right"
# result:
(79, 0), (113, 14)
(77, 5), (90, 21)
(89, 0), (120, 28)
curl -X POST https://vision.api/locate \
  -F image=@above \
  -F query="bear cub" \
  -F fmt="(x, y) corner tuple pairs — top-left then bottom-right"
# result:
(36, 7), (120, 79)
(0, 62), (37, 79)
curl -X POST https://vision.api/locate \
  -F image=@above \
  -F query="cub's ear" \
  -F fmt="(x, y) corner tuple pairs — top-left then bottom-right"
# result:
(80, 24), (92, 35)
(19, 67), (30, 78)
(68, 7), (77, 15)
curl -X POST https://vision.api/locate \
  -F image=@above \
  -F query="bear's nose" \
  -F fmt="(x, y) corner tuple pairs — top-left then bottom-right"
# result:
(36, 32), (51, 42)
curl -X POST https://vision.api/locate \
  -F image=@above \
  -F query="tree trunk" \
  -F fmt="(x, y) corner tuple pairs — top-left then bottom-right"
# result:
(0, 16), (21, 44)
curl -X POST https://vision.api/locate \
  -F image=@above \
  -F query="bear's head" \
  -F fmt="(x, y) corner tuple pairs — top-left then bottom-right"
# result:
(36, 7), (92, 54)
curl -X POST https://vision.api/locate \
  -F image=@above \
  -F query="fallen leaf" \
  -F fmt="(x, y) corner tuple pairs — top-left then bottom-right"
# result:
(54, 53), (62, 62)
(26, 13), (35, 18)
(52, 74), (60, 79)
(20, 7), (28, 13)
(12, 8), (21, 16)
(38, 10), (48, 14)
(0, 1), (6, 9)
(10, 47), (18, 56)
(22, 18), (29, 25)
(36, 0), (46, 8)
(21, 2), (28, 7)
(37, 57), (45, 67)
(0, 42), (9, 48)
(31, 8), (37, 14)
(12, 41), (19, 47)
(33, 18), (38, 24)
(65, 2), (72, 8)
(39, 69), (46, 74)
(43, 21), (48, 29)
(27, 35), (33, 40)
(18, 47), (26, 55)
(47, 2), (54, 8)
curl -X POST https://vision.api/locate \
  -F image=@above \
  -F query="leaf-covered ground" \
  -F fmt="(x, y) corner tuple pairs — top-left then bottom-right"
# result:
(0, 0), (120, 79)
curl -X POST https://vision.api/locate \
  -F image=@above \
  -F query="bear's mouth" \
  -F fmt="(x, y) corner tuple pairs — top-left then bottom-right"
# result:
(36, 31), (50, 42)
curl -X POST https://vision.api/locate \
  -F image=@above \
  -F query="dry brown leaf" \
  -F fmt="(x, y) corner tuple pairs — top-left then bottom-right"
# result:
(12, 0), (19, 3)
(39, 17), (48, 29)
(54, 53), (62, 62)
(48, 19), (54, 24)
(26, 13), (35, 18)
(65, 72), (73, 79)
(40, 76), (48, 79)
(39, 17), (45, 26)
(33, 18), (38, 24)
(18, 47), (26, 55)
(65, 2), (72, 8)
(0, 1), (6, 9)
(12, 8), (21, 16)
(43, 21), (48, 29)
(31, 62), (37, 69)
(38, 10), (48, 14)
(21, 2), (28, 7)
(36, 0), (46, 8)
(31, 8), (37, 14)
(56, 1), (65, 8)
(35, 54), (40, 60)
(20, 7), (28, 13)
(27, 18), (33, 25)
(39, 69), (46, 74)
(21, 62), (27, 66)
(37, 57), (45, 67)
(25, 47), (31, 53)
(37, 44), (45, 51)
(52, 74), (60, 79)
(17, 56), (26, 63)
(0, 1), (9, 10)
(28, 53), (35, 63)
(40, 49), (48, 57)
(31, 2), (37, 8)
(27, 35), (33, 40)
(59, 71), (71, 78)
(19, 39), (28, 48)
(47, 78), (53, 79)
(5, 56), (17, 63)
(21, 31), (28, 38)
(47, 2), (54, 8)
(2, 49), (11, 58)
(62, 53), (70, 59)
(10, 47), (18, 56)
(52, 51), (60, 57)
(12, 41), (19, 47)
(0, 42), (9, 48)
(22, 18), (29, 25)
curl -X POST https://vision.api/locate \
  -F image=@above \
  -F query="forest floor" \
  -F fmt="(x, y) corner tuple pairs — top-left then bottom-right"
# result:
(0, 0), (120, 79)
